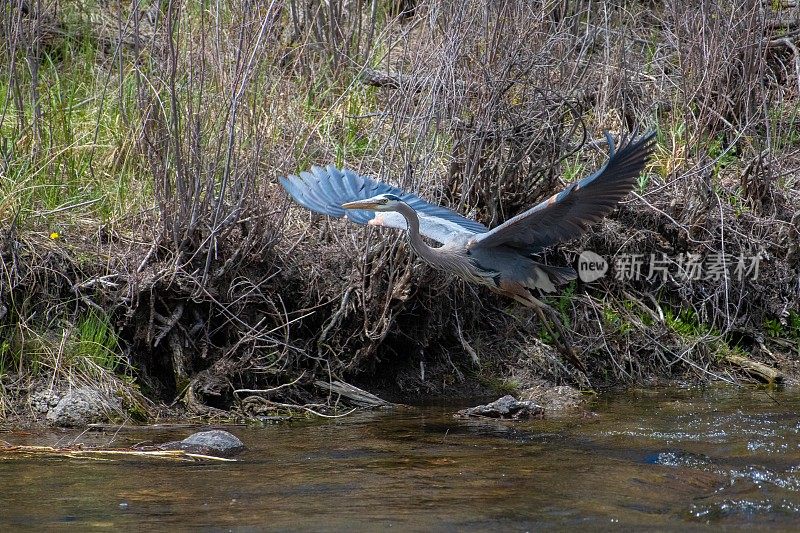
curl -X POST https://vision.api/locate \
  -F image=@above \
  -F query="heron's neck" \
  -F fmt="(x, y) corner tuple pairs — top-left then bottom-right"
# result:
(393, 202), (439, 263)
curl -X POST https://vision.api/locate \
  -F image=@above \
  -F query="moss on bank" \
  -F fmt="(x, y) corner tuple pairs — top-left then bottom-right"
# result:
(1, 1), (799, 423)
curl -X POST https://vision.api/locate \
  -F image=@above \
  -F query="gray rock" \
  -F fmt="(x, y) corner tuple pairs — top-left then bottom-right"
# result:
(518, 385), (586, 414)
(46, 387), (120, 427)
(159, 430), (245, 457)
(30, 389), (63, 415)
(456, 395), (544, 420)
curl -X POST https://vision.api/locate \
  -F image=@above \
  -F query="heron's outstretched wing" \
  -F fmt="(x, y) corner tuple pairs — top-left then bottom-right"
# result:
(468, 131), (656, 252)
(279, 165), (488, 244)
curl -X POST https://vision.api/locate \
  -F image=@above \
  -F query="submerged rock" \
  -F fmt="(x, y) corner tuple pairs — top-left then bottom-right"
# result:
(159, 430), (245, 457)
(46, 387), (120, 427)
(456, 395), (544, 420)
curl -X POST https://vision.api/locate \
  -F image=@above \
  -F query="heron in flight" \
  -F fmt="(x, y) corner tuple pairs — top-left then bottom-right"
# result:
(279, 131), (656, 363)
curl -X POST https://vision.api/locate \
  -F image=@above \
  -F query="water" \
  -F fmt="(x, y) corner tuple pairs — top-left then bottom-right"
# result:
(2, 386), (800, 530)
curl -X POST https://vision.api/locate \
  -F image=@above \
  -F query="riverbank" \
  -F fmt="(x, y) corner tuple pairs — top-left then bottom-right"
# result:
(1, 1), (799, 425)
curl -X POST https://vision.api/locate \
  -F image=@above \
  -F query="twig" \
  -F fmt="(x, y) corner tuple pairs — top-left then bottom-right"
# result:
(234, 371), (306, 397)
(267, 401), (358, 418)
(153, 303), (184, 347)
(454, 306), (479, 365)
(35, 198), (102, 216)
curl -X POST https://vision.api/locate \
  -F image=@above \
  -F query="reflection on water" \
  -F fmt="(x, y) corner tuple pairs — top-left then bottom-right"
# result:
(2, 386), (800, 529)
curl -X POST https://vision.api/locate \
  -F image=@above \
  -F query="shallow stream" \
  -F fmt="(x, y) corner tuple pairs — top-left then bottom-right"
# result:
(2, 386), (800, 530)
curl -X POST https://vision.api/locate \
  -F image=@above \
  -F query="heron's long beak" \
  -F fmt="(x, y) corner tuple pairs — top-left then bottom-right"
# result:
(341, 200), (379, 210)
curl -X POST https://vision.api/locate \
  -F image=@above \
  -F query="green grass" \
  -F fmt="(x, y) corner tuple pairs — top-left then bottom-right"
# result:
(0, 24), (146, 229)
(0, 14), (137, 385)
(764, 311), (800, 341)
(0, 338), (15, 379)
(299, 77), (381, 169)
(0, 308), (126, 380)
(475, 373), (520, 395)
(561, 158), (585, 183)
(538, 282), (577, 342)
(0, 306), (28, 376)
(637, 170), (650, 193)
(554, 281), (575, 328)
(664, 307), (716, 338)
(650, 119), (688, 178)
(71, 310), (122, 372)
(601, 304), (634, 336)
(643, 28), (660, 77)
(768, 101), (800, 152)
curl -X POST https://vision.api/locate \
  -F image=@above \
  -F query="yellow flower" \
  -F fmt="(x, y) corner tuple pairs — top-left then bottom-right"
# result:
(50, 232), (60, 240)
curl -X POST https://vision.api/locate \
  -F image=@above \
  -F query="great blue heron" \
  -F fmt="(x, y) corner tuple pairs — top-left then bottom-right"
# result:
(279, 131), (656, 364)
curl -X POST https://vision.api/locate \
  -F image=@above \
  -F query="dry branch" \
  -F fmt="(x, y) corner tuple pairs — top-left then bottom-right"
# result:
(314, 380), (392, 408)
(0, 443), (236, 462)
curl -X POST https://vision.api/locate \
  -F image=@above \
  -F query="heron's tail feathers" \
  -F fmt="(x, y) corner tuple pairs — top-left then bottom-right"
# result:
(537, 264), (577, 286)
(494, 263), (576, 305)
(519, 263), (576, 294)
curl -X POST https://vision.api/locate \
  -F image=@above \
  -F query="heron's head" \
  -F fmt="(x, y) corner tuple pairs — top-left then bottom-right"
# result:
(341, 193), (402, 212)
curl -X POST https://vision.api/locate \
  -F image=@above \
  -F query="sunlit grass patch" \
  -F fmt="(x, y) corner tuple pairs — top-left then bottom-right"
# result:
(0, 30), (147, 230)
(650, 118), (688, 178)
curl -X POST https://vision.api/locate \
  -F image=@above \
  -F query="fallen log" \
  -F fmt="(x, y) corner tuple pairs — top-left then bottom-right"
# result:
(722, 353), (783, 384)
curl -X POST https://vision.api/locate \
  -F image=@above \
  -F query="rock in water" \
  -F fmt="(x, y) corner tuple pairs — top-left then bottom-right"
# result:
(160, 430), (245, 457)
(46, 387), (120, 427)
(518, 385), (586, 415)
(456, 395), (544, 420)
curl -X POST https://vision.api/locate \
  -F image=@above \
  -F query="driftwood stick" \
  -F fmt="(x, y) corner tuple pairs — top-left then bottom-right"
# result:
(314, 380), (392, 408)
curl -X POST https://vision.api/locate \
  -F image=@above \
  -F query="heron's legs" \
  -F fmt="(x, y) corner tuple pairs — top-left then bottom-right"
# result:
(527, 296), (587, 376)
(493, 284), (588, 379)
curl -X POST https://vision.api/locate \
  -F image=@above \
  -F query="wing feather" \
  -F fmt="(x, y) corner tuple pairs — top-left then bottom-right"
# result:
(279, 165), (488, 244)
(468, 131), (656, 252)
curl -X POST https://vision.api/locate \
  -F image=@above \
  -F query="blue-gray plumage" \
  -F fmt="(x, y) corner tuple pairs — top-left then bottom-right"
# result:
(278, 166), (488, 236)
(279, 131), (656, 309)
